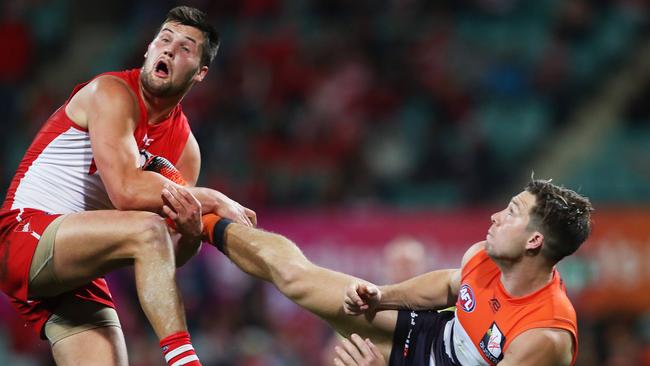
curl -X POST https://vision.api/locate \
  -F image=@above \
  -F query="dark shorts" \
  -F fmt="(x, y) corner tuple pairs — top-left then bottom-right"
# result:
(389, 310), (459, 366)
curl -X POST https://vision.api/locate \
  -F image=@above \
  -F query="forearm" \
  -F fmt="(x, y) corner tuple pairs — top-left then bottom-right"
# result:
(187, 187), (220, 213)
(113, 173), (220, 215)
(378, 269), (458, 311)
(109, 170), (181, 212)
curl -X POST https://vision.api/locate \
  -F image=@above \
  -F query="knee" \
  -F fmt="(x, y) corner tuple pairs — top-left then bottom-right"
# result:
(129, 213), (173, 257)
(276, 260), (308, 289)
(267, 237), (314, 298)
(278, 260), (325, 304)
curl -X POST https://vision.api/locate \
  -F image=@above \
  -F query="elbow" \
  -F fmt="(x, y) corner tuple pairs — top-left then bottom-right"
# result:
(111, 194), (133, 211)
(109, 185), (142, 211)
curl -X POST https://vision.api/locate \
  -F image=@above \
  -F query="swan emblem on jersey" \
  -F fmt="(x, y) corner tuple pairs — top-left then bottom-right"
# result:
(459, 284), (476, 312)
(479, 322), (505, 364)
(142, 134), (154, 148)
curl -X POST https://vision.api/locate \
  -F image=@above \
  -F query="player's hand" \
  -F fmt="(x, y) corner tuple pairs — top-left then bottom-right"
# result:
(334, 334), (386, 366)
(162, 184), (203, 238)
(343, 282), (382, 316)
(211, 190), (257, 227)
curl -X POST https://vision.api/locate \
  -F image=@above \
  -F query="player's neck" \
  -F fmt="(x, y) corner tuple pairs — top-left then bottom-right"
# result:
(139, 81), (185, 125)
(498, 259), (554, 297)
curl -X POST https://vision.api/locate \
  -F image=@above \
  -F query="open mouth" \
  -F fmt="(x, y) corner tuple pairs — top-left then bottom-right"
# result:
(154, 60), (170, 78)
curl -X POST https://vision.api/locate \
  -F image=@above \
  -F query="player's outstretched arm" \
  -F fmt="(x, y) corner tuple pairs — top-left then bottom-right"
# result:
(344, 242), (484, 314)
(344, 269), (458, 314)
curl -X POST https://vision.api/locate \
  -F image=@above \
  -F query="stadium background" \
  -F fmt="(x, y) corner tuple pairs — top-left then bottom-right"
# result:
(1, 0), (650, 364)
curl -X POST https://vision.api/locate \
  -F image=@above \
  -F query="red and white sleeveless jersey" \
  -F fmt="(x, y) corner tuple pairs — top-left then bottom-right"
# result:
(2, 68), (192, 213)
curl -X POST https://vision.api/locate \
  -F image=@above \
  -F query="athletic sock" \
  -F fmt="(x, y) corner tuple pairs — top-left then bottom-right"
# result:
(160, 331), (202, 366)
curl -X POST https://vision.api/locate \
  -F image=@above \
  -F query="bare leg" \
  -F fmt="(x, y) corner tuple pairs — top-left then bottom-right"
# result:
(50, 210), (186, 338)
(222, 224), (397, 358)
(51, 326), (128, 366)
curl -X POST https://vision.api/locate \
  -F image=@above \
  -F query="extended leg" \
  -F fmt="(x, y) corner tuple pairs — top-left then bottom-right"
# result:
(221, 224), (397, 358)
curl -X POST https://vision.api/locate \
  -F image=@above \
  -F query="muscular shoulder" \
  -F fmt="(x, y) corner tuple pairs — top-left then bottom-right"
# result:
(461, 241), (485, 268)
(66, 75), (139, 129)
(501, 328), (574, 366)
(450, 241), (485, 295)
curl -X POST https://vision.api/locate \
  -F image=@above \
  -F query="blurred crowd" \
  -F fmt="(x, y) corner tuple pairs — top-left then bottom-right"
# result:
(1, 0), (650, 365)
(2, 0), (649, 207)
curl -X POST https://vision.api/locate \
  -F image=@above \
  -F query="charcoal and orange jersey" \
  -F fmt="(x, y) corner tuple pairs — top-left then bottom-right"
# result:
(449, 248), (578, 365)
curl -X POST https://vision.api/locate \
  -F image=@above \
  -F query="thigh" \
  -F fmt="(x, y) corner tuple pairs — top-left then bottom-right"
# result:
(44, 292), (122, 345)
(50, 210), (168, 293)
(29, 215), (67, 298)
(51, 324), (128, 366)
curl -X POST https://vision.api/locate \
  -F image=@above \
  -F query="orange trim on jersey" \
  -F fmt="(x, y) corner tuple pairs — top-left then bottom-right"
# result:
(455, 248), (578, 365)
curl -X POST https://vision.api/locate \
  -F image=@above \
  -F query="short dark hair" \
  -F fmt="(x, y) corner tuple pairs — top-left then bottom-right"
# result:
(161, 6), (220, 67)
(526, 180), (593, 263)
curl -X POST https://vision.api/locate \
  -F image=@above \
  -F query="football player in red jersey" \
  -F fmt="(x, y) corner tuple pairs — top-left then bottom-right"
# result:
(0, 6), (254, 366)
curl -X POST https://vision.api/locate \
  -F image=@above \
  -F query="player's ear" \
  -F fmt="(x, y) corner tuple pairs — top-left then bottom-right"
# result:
(193, 66), (208, 82)
(525, 232), (544, 251)
(144, 42), (153, 59)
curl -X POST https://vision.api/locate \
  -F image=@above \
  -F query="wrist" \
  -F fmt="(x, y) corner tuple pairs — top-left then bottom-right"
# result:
(190, 187), (217, 213)
(375, 285), (395, 310)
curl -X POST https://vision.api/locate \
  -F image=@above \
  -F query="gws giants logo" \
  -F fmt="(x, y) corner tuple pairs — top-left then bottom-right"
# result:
(459, 284), (476, 312)
(479, 322), (506, 364)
